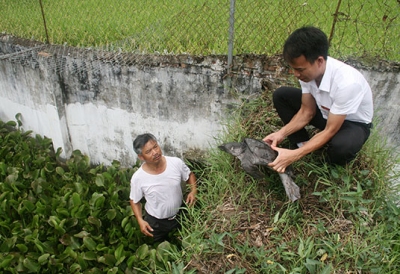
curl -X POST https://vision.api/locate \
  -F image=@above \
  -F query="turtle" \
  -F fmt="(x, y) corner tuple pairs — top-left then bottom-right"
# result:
(218, 138), (301, 202)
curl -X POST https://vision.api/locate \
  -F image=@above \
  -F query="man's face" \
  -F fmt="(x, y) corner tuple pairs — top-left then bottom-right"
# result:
(288, 55), (324, 83)
(138, 139), (162, 164)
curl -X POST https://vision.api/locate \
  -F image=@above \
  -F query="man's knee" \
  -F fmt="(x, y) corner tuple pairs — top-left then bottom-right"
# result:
(326, 139), (359, 165)
(326, 122), (370, 165)
(272, 86), (294, 104)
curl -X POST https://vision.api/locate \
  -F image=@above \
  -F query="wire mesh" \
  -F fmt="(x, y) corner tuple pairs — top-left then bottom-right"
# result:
(1, 0), (399, 72)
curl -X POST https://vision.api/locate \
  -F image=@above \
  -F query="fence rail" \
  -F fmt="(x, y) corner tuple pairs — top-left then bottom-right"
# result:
(1, 0), (399, 62)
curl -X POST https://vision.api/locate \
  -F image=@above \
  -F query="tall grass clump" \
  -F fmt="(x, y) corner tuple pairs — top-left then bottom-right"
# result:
(178, 89), (400, 273)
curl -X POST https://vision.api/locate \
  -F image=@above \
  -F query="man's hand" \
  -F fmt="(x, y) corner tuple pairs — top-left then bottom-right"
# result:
(138, 219), (154, 237)
(263, 131), (285, 147)
(185, 172), (197, 207)
(185, 191), (197, 206)
(268, 145), (301, 173)
(130, 200), (154, 237)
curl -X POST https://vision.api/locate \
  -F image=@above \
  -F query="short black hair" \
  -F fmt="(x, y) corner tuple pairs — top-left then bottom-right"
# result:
(133, 133), (157, 155)
(283, 26), (329, 63)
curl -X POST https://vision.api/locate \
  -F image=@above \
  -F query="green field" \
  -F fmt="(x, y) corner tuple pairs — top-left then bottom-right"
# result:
(1, 0), (399, 60)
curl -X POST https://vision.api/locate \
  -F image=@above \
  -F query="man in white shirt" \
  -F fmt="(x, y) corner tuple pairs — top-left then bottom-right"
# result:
(263, 26), (373, 173)
(129, 133), (197, 242)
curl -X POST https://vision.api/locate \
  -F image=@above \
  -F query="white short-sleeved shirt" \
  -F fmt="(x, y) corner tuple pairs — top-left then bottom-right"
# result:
(129, 156), (191, 219)
(300, 57), (373, 124)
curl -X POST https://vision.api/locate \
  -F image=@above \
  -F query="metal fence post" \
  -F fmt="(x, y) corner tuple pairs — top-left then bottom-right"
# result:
(227, 0), (236, 88)
(39, 0), (50, 44)
(329, 0), (343, 45)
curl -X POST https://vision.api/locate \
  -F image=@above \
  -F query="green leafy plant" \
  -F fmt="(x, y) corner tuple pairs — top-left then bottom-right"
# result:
(0, 115), (185, 273)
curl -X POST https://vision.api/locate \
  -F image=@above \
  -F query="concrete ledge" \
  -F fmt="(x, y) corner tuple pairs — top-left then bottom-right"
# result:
(1, 35), (399, 166)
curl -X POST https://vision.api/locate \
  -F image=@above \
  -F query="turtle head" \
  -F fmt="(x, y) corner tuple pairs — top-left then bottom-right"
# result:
(218, 142), (246, 157)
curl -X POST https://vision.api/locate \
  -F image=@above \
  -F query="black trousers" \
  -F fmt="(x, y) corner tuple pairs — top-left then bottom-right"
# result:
(144, 211), (182, 243)
(272, 86), (371, 165)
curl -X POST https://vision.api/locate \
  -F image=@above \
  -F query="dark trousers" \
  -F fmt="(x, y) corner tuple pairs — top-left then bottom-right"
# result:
(272, 86), (371, 165)
(144, 212), (182, 243)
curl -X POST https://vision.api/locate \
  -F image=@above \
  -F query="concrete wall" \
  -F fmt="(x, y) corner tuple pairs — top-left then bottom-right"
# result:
(360, 69), (400, 147)
(0, 35), (399, 167)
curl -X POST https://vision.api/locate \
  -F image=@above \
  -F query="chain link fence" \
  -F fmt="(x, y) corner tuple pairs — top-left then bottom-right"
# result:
(235, 0), (400, 61)
(1, 0), (399, 68)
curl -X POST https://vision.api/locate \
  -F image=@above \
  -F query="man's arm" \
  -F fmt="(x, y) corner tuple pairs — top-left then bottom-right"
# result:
(185, 172), (197, 206)
(264, 93), (317, 146)
(269, 112), (346, 173)
(129, 200), (153, 237)
(295, 112), (346, 155)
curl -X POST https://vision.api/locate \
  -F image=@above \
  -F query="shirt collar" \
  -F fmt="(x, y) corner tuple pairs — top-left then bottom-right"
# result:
(318, 56), (332, 92)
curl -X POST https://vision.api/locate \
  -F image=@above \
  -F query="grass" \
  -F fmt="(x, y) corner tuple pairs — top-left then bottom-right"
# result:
(176, 90), (400, 273)
(1, 0), (399, 60)
(0, 91), (398, 273)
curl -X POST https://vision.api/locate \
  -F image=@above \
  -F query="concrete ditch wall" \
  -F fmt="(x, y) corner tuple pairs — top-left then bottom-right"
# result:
(0, 35), (399, 167)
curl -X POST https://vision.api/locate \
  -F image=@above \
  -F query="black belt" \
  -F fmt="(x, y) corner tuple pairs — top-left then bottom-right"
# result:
(148, 213), (178, 221)
(167, 215), (176, 220)
(350, 120), (372, 129)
